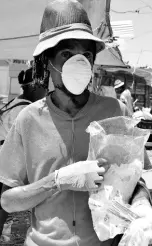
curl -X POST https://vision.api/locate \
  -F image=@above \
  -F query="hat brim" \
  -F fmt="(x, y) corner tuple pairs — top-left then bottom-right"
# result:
(33, 30), (105, 57)
(114, 82), (124, 89)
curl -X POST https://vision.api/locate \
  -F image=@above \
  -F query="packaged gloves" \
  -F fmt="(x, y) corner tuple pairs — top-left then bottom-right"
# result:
(87, 116), (150, 241)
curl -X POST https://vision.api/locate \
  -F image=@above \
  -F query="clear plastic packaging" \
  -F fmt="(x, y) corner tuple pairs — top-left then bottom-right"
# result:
(86, 116), (150, 241)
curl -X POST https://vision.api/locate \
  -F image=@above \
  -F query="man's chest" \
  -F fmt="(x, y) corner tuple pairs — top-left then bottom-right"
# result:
(23, 118), (90, 182)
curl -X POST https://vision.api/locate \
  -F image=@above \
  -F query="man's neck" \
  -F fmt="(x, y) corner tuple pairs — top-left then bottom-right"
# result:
(18, 94), (33, 102)
(51, 89), (90, 117)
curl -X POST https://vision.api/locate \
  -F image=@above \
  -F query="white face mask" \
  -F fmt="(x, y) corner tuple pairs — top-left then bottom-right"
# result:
(50, 54), (92, 95)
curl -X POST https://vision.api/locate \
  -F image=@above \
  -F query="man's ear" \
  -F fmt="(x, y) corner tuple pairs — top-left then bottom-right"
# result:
(47, 60), (52, 71)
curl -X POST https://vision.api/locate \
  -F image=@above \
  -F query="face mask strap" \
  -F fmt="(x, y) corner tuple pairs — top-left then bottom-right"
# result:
(50, 62), (62, 74)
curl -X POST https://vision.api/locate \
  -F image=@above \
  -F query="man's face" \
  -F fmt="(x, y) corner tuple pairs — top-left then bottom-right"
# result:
(115, 86), (124, 95)
(48, 39), (96, 94)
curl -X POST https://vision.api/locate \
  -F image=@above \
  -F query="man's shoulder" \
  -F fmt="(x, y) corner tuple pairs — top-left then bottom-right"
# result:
(90, 92), (129, 117)
(91, 92), (120, 108)
(15, 98), (47, 125)
(19, 98), (46, 114)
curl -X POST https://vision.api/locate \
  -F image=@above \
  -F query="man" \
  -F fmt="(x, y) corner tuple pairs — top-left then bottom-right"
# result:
(114, 80), (133, 115)
(0, 66), (48, 241)
(0, 66), (48, 143)
(0, 1), (151, 246)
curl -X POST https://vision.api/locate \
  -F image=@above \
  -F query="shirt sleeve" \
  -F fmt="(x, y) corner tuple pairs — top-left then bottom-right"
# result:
(117, 99), (132, 117)
(0, 122), (27, 188)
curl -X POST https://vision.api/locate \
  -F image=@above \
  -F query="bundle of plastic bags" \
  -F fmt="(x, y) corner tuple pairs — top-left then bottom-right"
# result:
(119, 216), (152, 246)
(86, 116), (150, 242)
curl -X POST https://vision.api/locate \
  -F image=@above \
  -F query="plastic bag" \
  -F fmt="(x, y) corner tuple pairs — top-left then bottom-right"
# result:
(86, 116), (150, 241)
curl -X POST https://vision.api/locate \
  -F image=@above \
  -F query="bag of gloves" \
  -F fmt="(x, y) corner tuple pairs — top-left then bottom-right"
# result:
(86, 116), (150, 242)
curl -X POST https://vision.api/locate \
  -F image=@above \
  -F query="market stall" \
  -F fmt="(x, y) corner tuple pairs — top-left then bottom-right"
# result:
(93, 65), (152, 108)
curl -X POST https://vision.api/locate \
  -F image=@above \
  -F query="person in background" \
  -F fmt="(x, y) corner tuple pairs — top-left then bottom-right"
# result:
(114, 79), (125, 97)
(0, 67), (48, 143)
(120, 88), (134, 115)
(114, 80), (134, 115)
(99, 75), (117, 99)
(0, 67), (48, 242)
(0, 1), (151, 246)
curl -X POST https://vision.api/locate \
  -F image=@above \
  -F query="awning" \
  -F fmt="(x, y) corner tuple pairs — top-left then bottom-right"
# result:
(95, 47), (127, 67)
(99, 66), (152, 86)
(0, 36), (39, 60)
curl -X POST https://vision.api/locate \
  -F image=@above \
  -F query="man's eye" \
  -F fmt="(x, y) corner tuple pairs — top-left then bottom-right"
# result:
(61, 51), (72, 59)
(84, 52), (93, 60)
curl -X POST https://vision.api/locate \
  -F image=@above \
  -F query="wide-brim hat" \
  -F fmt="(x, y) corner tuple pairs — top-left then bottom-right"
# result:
(33, 0), (105, 57)
(114, 79), (125, 89)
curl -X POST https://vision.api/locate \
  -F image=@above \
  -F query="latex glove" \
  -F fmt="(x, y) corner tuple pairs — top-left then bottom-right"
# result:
(30, 228), (80, 246)
(55, 158), (109, 192)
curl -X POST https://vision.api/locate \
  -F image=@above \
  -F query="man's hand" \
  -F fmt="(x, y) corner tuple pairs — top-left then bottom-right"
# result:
(55, 158), (109, 192)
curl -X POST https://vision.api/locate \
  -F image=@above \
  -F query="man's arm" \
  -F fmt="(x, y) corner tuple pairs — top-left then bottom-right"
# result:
(1, 172), (59, 213)
(0, 119), (59, 213)
(1, 158), (106, 213)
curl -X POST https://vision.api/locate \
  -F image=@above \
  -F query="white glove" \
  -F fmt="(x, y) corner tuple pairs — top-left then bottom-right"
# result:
(55, 159), (109, 192)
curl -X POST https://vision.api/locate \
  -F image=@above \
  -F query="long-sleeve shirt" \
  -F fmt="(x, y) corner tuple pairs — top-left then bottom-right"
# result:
(0, 93), (131, 246)
(0, 98), (31, 141)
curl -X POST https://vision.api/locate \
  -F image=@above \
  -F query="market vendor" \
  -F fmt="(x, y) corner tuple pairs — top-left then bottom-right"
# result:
(0, 1), (152, 246)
